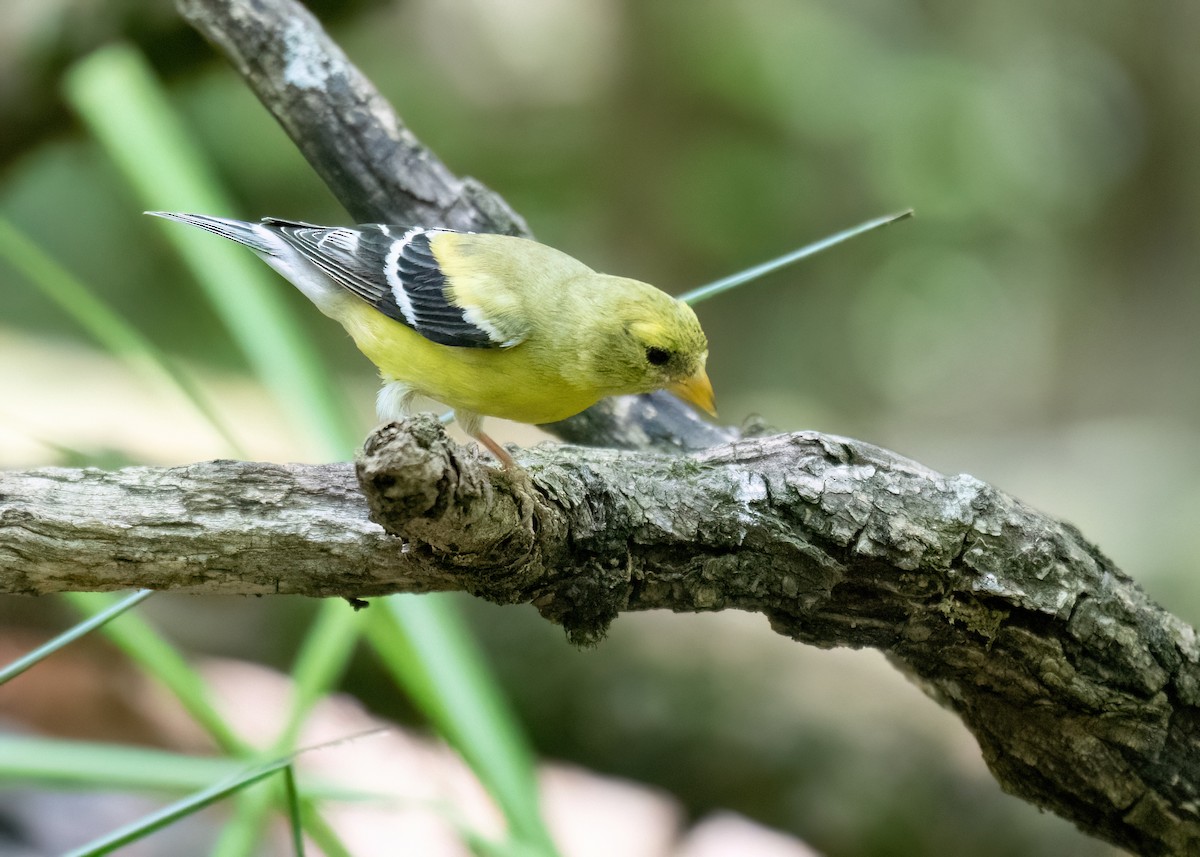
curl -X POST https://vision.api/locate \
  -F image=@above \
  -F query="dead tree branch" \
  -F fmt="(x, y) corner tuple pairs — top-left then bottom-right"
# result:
(2, 418), (1199, 854)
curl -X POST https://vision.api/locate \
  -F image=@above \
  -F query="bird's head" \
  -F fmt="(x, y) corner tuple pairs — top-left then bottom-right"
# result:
(586, 277), (716, 417)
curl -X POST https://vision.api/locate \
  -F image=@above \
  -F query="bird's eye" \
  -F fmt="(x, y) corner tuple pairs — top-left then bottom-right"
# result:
(645, 346), (671, 366)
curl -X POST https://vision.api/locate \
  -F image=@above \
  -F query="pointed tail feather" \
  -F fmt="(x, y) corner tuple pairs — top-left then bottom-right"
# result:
(144, 212), (278, 255)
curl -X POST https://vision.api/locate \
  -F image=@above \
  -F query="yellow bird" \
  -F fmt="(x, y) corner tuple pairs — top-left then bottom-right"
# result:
(148, 214), (715, 466)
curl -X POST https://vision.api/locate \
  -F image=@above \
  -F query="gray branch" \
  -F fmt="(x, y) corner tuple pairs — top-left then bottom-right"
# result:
(9, 0), (1188, 853)
(3, 418), (1199, 855)
(174, 0), (528, 235)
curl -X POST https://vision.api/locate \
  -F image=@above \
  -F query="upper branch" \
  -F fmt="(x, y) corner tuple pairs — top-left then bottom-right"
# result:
(174, 0), (528, 234)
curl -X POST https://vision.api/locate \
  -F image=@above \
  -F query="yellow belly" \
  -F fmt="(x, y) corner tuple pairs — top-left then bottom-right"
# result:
(338, 302), (600, 424)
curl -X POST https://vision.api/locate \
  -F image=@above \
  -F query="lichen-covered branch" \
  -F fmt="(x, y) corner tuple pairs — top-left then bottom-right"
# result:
(358, 419), (1200, 857)
(2, 417), (1198, 854)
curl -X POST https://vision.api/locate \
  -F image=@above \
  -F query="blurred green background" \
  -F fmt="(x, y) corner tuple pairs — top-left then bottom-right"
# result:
(3, 0), (1197, 854)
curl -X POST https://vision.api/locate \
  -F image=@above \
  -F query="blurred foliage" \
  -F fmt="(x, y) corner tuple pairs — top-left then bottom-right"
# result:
(0, 0), (383, 163)
(2, 0), (1197, 855)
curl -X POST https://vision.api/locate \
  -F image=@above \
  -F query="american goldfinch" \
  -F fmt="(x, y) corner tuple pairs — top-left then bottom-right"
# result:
(147, 213), (715, 467)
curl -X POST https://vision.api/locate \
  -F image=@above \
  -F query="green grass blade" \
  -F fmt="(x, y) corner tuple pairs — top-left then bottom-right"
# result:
(211, 781), (275, 857)
(62, 44), (358, 459)
(294, 802), (356, 857)
(0, 735), (372, 803)
(367, 596), (558, 855)
(212, 601), (361, 857)
(58, 597), (361, 856)
(677, 209), (914, 306)
(283, 765), (306, 856)
(0, 735), (248, 793)
(61, 592), (248, 754)
(212, 791), (354, 857)
(63, 758), (296, 857)
(0, 589), (154, 686)
(278, 602), (362, 748)
(0, 218), (246, 456)
(57, 729), (387, 856)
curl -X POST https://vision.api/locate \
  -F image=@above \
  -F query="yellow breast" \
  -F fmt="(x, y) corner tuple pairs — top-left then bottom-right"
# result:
(336, 300), (600, 424)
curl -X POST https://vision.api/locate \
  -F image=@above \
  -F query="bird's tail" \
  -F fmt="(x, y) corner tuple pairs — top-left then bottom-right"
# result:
(145, 211), (279, 255)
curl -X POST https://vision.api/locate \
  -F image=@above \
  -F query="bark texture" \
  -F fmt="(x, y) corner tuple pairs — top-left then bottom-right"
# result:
(3, 418), (1199, 855)
(175, 0), (528, 235)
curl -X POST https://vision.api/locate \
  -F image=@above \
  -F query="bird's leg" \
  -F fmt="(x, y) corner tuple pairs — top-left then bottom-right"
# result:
(476, 430), (517, 469)
(456, 410), (516, 468)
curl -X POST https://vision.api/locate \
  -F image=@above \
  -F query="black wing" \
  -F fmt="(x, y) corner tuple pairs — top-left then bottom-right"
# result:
(263, 219), (500, 349)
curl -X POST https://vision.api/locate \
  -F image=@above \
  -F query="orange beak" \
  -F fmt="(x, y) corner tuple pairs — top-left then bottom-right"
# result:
(668, 367), (717, 417)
